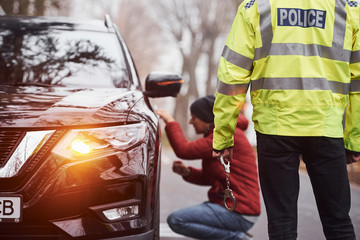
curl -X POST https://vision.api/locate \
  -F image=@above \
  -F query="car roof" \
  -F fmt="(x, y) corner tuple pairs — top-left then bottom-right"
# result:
(0, 15), (115, 33)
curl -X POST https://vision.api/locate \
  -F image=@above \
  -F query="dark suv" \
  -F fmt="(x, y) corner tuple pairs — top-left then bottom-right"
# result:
(0, 15), (182, 239)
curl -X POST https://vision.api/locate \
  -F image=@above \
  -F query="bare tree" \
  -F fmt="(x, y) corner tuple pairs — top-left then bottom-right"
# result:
(148, 0), (239, 137)
(115, 0), (165, 81)
(232, 0), (244, 8)
(0, 0), (244, 138)
(0, 0), (163, 82)
(0, 0), (70, 16)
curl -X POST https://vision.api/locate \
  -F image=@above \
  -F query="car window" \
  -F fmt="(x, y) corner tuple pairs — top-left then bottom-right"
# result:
(0, 28), (132, 89)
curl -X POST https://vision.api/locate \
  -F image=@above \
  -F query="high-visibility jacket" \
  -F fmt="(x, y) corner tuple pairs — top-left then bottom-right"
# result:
(213, 0), (360, 153)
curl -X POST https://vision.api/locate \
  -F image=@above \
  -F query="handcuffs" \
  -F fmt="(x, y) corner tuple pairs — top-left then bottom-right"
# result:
(219, 155), (237, 211)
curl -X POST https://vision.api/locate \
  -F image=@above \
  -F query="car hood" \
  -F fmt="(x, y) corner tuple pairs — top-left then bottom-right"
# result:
(0, 85), (157, 128)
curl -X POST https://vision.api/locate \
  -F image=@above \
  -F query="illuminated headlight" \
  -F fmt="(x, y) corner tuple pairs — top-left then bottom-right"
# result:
(52, 122), (146, 160)
(103, 205), (139, 221)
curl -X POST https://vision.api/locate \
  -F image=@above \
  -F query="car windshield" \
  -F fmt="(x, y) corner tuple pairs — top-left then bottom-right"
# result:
(0, 27), (132, 88)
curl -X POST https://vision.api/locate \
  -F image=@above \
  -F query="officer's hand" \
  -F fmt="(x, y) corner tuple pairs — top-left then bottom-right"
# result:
(172, 160), (191, 177)
(212, 148), (233, 162)
(346, 152), (360, 164)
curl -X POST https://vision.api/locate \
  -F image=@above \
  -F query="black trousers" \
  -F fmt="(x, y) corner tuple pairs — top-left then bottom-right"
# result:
(256, 132), (356, 240)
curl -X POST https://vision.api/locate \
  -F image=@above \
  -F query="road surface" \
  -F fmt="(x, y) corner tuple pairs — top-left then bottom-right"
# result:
(159, 146), (360, 240)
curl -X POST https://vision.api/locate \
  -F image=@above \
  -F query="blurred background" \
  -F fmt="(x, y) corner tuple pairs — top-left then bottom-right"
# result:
(1, 1), (359, 239)
(0, 0), (246, 140)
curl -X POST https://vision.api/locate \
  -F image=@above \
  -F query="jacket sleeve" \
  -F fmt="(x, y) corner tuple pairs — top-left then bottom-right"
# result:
(183, 167), (211, 186)
(344, 6), (360, 153)
(184, 161), (228, 186)
(344, 90), (360, 153)
(213, 2), (256, 151)
(165, 121), (213, 160)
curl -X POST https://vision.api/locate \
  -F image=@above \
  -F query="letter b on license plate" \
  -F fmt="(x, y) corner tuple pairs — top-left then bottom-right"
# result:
(0, 195), (22, 223)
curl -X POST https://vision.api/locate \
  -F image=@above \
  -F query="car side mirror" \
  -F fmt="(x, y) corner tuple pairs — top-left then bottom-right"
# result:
(144, 72), (183, 98)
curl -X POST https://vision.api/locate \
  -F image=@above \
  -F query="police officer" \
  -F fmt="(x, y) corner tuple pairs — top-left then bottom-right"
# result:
(212, 0), (359, 239)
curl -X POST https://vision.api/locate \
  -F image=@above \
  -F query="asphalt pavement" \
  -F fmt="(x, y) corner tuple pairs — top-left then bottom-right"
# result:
(159, 146), (360, 240)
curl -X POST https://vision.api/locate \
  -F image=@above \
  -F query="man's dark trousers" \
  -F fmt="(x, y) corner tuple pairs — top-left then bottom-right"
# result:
(256, 132), (356, 240)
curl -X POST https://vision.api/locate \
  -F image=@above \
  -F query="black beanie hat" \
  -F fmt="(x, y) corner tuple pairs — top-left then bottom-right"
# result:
(190, 95), (216, 123)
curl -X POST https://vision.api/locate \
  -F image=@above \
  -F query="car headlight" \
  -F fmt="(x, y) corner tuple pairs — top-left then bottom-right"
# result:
(52, 122), (146, 161)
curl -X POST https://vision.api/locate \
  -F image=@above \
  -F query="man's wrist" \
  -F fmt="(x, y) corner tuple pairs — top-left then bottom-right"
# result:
(213, 148), (223, 153)
(183, 167), (191, 178)
(213, 146), (233, 153)
(346, 149), (360, 157)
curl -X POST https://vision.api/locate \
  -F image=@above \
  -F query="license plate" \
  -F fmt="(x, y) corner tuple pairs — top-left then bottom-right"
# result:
(0, 195), (22, 223)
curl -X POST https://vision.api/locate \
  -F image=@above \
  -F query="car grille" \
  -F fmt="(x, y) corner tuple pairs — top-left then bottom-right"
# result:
(0, 130), (25, 168)
(23, 130), (64, 173)
(0, 128), (65, 196)
(0, 129), (65, 173)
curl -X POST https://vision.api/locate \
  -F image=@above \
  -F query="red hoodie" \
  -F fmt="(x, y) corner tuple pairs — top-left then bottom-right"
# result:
(164, 114), (260, 215)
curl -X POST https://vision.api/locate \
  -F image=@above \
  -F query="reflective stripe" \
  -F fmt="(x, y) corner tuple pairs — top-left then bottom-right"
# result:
(256, 0), (272, 60)
(216, 78), (249, 96)
(351, 80), (360, 92)
(333, 0), (347, 49)
(251, 78), (350, 94)
(263, 43), (351, 62)
(222, 46), (253, 71)
(255, 0), (349, 62)
(350, 50), (360, 64)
